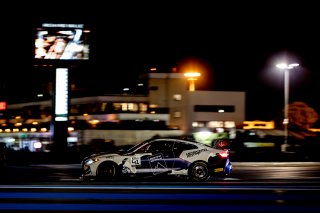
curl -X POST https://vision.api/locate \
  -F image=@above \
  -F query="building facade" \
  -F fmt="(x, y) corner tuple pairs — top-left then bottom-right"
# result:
(0, 71), (245, 150)
(148, 72), (245, 133)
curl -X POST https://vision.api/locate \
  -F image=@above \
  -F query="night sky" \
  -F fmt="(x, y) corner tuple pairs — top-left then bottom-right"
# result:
(2, 2), (320, 121)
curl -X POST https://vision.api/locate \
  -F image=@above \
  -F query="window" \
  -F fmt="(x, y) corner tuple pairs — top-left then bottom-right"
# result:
(173, 94), (182, 101)
(101, 103), (107, 112)
(207, 121), (224, 128)
(113, 103), (139, 112)
(136, 140), (174, 154)
(148, 141), (174, 153)
(194, 105), (235, 113)
(139, 103), (148, 112)
(173, 111), (181, 118)
(192, 122), (206, 127)
(149, 86), (158, 90)
(173, 141), (197, 156)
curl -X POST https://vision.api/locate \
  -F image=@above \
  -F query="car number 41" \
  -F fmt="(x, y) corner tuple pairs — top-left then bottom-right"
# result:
(131, 157), (141, 165)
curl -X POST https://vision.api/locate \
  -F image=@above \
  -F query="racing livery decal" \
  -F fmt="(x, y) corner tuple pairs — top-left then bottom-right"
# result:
(148, 153), (168, 175)
(186, 148), (207, 158)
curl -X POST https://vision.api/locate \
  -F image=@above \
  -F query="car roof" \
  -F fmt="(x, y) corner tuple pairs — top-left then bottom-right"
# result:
(150, 137), (205, 146)
(126, 137), (212, 153)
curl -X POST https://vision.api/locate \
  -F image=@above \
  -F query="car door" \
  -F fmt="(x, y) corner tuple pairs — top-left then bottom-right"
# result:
(134, 140), (175, 175)
(150, 140), (175, 172)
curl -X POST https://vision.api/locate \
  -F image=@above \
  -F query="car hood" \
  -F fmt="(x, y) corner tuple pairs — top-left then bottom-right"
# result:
(84, 151), (120, 159)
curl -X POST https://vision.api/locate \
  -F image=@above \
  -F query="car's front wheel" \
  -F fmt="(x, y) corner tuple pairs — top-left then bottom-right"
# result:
(188, 161), (210, 182)
(96, 162), (119, 181)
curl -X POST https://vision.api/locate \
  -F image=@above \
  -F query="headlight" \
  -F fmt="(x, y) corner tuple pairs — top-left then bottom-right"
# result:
(84, 158), (99, 165)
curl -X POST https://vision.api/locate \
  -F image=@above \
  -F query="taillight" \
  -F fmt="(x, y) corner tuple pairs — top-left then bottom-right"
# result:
(217, 150), (229, 158)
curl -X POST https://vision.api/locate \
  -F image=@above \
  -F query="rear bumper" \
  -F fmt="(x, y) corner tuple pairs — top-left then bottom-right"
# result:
(208, 157), (232, 176)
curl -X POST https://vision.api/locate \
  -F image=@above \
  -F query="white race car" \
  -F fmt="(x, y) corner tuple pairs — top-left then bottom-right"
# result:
(81, 137), (232, 182)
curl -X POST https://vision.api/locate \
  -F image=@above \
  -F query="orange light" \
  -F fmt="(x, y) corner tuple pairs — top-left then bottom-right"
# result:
(184, 72), (201, 91)
(0, 102), (6, 110)
(184, 72), (201, 78)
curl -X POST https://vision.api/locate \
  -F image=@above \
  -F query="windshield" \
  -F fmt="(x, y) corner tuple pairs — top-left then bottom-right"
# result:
(126, 138), (154, 153)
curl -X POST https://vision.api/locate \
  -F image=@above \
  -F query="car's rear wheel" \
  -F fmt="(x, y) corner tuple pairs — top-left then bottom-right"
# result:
(96, 162), (119, 181)
(188, 161), (210, 182)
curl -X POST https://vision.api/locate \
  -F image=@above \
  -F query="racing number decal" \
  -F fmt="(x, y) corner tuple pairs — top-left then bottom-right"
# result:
(131, 156), (141, 166)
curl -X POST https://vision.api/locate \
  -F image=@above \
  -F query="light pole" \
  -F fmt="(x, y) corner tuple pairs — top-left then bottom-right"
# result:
(276, 63), (299, 152)
(184, 72), (201, 91)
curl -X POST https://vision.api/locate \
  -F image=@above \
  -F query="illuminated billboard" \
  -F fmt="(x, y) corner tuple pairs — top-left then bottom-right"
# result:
(55, 68), (69, 121)
(35, 23), (90, 60)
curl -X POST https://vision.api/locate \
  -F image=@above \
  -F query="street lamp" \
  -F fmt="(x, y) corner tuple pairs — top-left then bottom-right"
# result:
(276, 62), (299, 152)
(184, 72), (201, 91)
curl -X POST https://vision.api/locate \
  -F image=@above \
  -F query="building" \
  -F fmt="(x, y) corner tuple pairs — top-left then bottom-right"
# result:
(0, 71), (245, 151)
(148, 72), (245, 132)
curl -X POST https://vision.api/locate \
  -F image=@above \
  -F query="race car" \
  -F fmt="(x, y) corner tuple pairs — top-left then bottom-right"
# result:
(81, 137), (232, 182)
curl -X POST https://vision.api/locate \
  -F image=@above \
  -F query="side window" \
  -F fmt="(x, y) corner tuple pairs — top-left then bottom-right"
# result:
(173, 142), (197, 156)
(160, 141), (174, 152)
(147, 142), (159, 153)
(148, 141), (174, 154)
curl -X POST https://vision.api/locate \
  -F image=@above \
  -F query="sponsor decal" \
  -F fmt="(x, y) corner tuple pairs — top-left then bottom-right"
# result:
(214, 168), (224, 172)
(148, 153), (168, 175)
(186, 148), (207, 158)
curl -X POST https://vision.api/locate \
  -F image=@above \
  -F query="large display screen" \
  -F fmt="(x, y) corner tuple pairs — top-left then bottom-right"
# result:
(55, 68), (69, 121)
(35, 23), (90, 60)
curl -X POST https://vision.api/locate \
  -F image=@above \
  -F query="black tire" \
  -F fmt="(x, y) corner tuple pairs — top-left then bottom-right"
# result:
(188, 161), (210, 182)
(96, 162), (119, 181)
